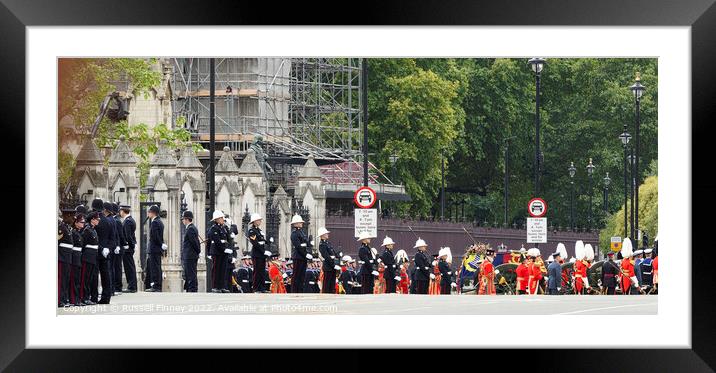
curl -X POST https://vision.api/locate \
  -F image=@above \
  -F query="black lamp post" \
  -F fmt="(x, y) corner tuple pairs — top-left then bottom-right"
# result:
(568, 161), (576, 231)
(603, 172), (611, 214)
(440, 151), (445, 220)
(630, 72), (645, 240)
(389, 154), (399, 184)
(528, 58), (545, 197)
(503, 136), (516, 228)
(628, 151), (636, 240)
(586, 158), (595, 231)
(619, 126), (632, 238)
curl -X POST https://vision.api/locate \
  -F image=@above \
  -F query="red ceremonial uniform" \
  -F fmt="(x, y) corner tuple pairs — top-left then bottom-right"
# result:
(516, 263), (529, 292)
(621, 258), (635, 294)
(428, 265), (441, 295)
(398, 266), (410, 294)
(268, 262), (286, 294)
(478, 260), (496, 295)
(528, 262), (543, 295)
(653, 256), (659, 285)
(574, 260), (590, 294)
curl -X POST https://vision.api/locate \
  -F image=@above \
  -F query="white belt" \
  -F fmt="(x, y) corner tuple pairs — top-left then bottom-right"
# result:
(85, 244), (98, 249)
(221, 240), (227, 243)
(309, 281), (315, 285)
(259, 241), (265, 245)
(241, 280), (249, 283)
(59, 243), (73, 249)
(358, 261), (365, 264)
(72, 246), (82, 252)
(123, 245), (129, 249)
(300, 243), (307, 247)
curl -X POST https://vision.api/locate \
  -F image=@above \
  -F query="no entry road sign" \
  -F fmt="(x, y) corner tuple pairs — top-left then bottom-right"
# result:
(354, 186), (377, 209)
(527, 198), (547, 218)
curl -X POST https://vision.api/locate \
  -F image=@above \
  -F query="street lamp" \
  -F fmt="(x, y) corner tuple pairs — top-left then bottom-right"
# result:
(440, 150), (445, 220)
(388, 154), (399, 184)
(630, 72), (645, 241)
(528, 58), (546, 197)
(586, 158), (595, 231)
(628, 152), (636, 239)
(619, 125), (632, 238)
(568, 161), (576, 231)
(603, 172), (611, 214)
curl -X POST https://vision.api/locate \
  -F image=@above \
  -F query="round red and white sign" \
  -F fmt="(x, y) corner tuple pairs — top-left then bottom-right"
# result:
(527, 198), (547, 217)
(354, 186), (377, 209)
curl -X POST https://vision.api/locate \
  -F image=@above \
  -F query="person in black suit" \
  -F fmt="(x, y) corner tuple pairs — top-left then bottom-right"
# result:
(601, 251), (619, 295)
(357, 232), (377, 294)
(111, 203), (126, 295)
(145, 204), (165, 292)
(69, 213), (85, 306)
(80, 212), (100, 305)
(119, 205), (137, 292)
(413, 238), (432, 295)
(93, 199), (115, 304)
(209, 210), (232, 293)
(318, 227), (340, 294)
(247, 213), (269, 293)
(181, 210), (201, 292)
(58, 210), (73, 307)
(380, 237), (399, 293)
(234, 255), (253, 293)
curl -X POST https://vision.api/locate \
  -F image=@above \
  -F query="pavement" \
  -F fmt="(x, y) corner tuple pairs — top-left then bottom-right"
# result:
(58, 292), (657, 315)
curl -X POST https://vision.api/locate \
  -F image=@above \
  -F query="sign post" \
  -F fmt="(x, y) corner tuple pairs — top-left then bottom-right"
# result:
(611, 236), (622, 252)
(354, 186), (378, 238)
(526, 198), (548, 245)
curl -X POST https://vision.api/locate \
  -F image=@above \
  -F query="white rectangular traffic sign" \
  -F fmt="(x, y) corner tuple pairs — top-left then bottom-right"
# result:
(354, 208), (377, 238)
(526, 217), (547, 243)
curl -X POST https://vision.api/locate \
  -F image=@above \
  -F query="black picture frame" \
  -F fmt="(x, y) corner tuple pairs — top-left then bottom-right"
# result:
(2, 0), (714, 370)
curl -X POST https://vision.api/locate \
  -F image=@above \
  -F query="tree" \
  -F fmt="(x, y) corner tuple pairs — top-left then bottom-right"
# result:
(599, 175), (658, 251)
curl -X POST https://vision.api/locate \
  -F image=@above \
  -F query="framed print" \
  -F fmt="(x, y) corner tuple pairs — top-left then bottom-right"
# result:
(2, 0), (715, 370)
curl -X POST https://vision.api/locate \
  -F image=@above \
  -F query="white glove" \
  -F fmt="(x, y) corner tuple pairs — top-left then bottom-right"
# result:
(282, 273), (288, 278)
(630, 276), (639, 287)
(207, 255), (212, 260)
(584, 277), (590, 288)
(377, 258), (383, 263)
(224, 248), (233, 254)
(102, 248), (110, 258)
(494, 269), (500, 275)
(394, 276), (401, 281)
(334, 265), (341, 271)
(369, 260), (374, 264)
(114, 247), (120, 255)
(231, 233), (237, 239)
(372, 270), (379, 276)
(544, 276), (549, 283)
(430, 273), (436, 280)
(451, 282), (457, 288)
(306, 254), (313, 260)
(161, 243), (168, 251)
(231, 258), (237, 264)
(432, 260), (438, 266)
(264, 250), (272, 257)
(310, 240), (315, 246)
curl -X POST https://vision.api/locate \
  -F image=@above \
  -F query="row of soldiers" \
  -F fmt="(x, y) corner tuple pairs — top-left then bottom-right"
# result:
(57, 199), (138, 307)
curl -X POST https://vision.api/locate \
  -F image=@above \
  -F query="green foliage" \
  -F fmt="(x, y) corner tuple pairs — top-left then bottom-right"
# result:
(599, 176), (658, 251)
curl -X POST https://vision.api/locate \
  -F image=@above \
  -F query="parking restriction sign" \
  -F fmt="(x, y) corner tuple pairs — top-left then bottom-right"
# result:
(354, 186), (377, 209)
(527, 198), (547, 218)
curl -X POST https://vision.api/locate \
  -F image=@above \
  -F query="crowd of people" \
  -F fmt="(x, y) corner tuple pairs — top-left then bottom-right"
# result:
(58, 201), (659, 306)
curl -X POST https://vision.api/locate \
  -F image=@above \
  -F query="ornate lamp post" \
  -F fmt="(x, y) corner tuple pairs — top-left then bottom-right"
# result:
(627, 152), (636, 239)
(586, 158), (595, 231)
(388, 154), (399, 184)
(630, 72), (645, 240)
(528, 58), (546, 197)
(619, 126), (632, 238)
(603, 172), (611, 215)
(568, 161), (576, 231)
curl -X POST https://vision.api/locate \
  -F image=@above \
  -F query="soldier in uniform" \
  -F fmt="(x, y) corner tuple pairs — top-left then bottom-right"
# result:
(640, 248), (654, 289)
(181, 210), (201, 292)
(527, 248), (543, 295)
(80, 212), (101, 305)
(516, 255), (529, 295)
(633, 249), (644, 286)
(94, 199), (115, 304)
(234, 254), (253, 293)
(111, 203), (126, 295)
(248, 213), (270, 293)
(547, 250), (562, 295)
(601, 251), (619, 295)
(69, 213), (85, 306)
(413, 238), (432, 295)
(318, 227), (340, 294)
(290, 214), (312, 293)
(438, 247), (455, 295)
(283, 259), (293, 293)
(305, 260), (321, 293)
(208, 210), (232, 293)
(58, 210), (73, 307)
(145, 204), (166, 292)
(119, 205), (137, 292)
(357, 232), (378, 294)
(620, 238), (639, 295)
(380, 237), (400, 294)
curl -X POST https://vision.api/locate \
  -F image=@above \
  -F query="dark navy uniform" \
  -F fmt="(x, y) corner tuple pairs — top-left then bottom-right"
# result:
(640, 257), (654, 287)
(58, 219), (73, 306)
(234, 265), (253, 293)
(319, 239), (339, 294)
(438, 259), (453, 295)
(602, 255), (619, 295)
(209, 222), (231, 292)
(70, 223), (84, 305)
(95, 210), (115, 303)
(290, 227), (312, 293)
(122, 213), (137, 291)
(248, 225), (268, 292)
(339, 267), (359, 294)
(380, 248), (398, 293)
(304, 267), (320, 293)
(80, 218), (99, 304)
(181, 220), (201, 292)
(358, 243), (375, 294)
(112, 211), (127, 292)
(414, 251), (431, 294)
(147, 215), (164, 291)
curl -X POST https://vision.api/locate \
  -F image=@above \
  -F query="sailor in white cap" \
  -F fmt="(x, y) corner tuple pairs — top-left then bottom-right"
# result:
(208, 210), (232, 293)
(317, 227), (340, 294)
(437, 247), (455, 295)
(247, 212), (269, 293)
(380, 236), (400, 293)
(412, 238), (431, 294)
(357, 231), (377, 294)
(640, 248), (655, 289)
(339, 255), (359, 294)
(290, 214), (312, 293)
(633, 249), (645, 287)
